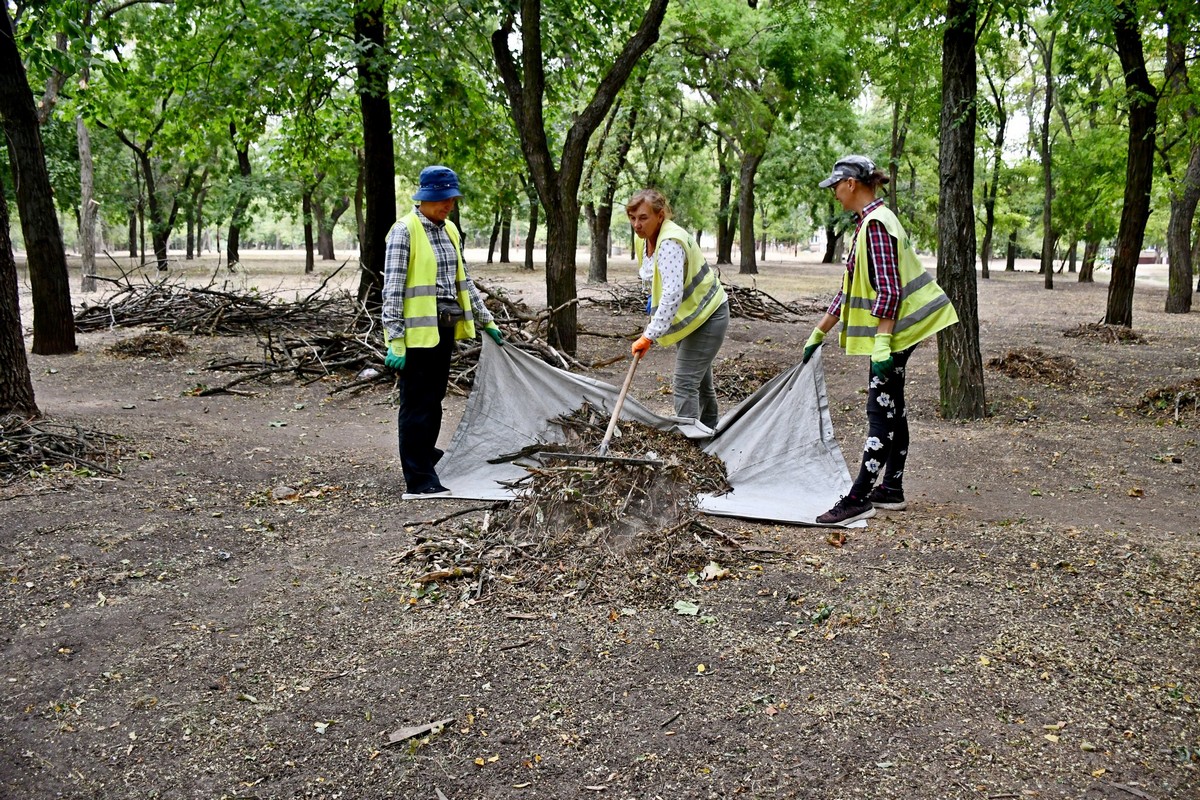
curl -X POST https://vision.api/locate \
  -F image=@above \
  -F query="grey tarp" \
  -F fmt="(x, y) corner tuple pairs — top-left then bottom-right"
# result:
(435, 338), (861, 526)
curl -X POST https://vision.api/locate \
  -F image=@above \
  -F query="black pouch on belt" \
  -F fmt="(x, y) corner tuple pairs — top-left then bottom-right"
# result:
(436, 299), (465, 327)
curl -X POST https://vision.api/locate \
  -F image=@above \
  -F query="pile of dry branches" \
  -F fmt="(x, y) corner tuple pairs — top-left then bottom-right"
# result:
(1063, 322), (1147, 344)
(76, 274), (584, 397)
(585, 280), (813, 323)
(0, 415), (126, 486)
(391, 405), (745, 603)
(987, 347), (1080, 385)
(76, 272), (359, 336)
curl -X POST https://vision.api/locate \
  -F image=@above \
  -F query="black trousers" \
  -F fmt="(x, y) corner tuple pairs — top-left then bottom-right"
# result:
(849, 345), (914, 499)
(397, 325), (455, 492)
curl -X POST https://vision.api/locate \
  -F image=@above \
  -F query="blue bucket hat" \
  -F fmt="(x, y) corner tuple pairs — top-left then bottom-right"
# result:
(818, 155), (876, 188)
(412, 165), (464, 201)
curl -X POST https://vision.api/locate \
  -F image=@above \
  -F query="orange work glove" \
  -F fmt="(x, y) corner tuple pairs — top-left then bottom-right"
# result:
(632, 336), (653, 357)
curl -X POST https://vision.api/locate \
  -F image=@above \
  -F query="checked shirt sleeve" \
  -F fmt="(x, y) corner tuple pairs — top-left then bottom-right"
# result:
(865, 220), (901, 320)
(382, 222), (409, 342)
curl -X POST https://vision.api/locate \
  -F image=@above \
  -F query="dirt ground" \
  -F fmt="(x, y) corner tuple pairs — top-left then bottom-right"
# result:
(3, 248), (1198, 800)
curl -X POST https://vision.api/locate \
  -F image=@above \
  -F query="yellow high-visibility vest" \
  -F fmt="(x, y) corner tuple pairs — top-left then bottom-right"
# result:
(839, 205), (958, 354)
(391, 211), (476, 347)
(636, 219), (726, 347)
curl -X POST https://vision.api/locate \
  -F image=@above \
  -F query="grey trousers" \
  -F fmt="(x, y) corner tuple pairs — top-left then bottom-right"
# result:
(672, 301), (729, 429)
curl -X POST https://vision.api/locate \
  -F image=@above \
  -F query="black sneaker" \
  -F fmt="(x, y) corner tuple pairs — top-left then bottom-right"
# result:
(402, 483), (451, 500)
(868, 485), (908, 511)
(815, 495), (876, 525)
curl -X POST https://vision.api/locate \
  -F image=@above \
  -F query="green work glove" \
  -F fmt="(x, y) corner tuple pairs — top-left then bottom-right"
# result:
(484, 322), (503, 346)
(870, 332), (893, 377)
(802, 328), (825, 364)
(384, 339), (406, 371)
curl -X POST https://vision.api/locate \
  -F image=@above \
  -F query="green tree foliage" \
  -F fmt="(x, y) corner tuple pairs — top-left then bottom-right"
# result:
(669, 0), (855, 274)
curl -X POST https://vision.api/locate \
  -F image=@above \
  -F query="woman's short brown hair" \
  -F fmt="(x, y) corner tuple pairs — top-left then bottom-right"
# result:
(625, 188), (673, 219)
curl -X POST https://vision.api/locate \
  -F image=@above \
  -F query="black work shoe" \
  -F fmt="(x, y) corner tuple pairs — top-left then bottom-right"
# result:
(402, 483), (451, 500)
(815, 494), (876, 525)
(868, 485), (908, 510)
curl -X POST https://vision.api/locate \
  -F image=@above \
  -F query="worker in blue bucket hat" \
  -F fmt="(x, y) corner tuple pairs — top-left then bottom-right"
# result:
(382, 165), (504, 498)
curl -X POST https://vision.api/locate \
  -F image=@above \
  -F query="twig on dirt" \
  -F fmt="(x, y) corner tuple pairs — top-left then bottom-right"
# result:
(497, 639), (533, 651)
(1106, 783), (1155, 800)
(404, 502), (508, 528)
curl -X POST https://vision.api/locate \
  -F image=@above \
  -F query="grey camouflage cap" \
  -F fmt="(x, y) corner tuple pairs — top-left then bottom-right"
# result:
(818, 155), (877, 188)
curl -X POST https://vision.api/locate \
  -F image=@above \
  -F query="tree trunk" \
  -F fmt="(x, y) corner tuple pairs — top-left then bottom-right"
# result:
(0, 169), (39, 416)
(1080, 230), (1098, 283)
(1105, 0), (1157, 328)
(979, 61), (1007, 281)
(185, 211), (194, 260)
(1067, 238), (1078, 274)
(889, 91), (909, 213)
(1037, 29), (1056, 290)
(0, 2), (76, 356)
(587, 202), (613, 284)
(318, 194), (347, 260)
(354, 150), (365, 254)
(302, 188), (315, 275)
(77, 113), (98, 292)
(500, 207), (512, 263)
(226, 124), (252, 268)
(936, 0), (985, 420)
(128, 206), (137, 260)
(523, 181), (539, 271)
(738, 151), (763, 275)
(487, 205), (501, 263)
(716, 145), (735, 265)
(1163, 13), (1198, 314)
(822, 225), (840, 264)
(354, 0), (396, 311)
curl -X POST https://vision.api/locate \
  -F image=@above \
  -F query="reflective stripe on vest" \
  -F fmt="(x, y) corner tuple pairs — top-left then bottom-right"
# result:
(397, 212), (476, 346)
(638, 219), (727, 347)
(838, 206), (958, 355)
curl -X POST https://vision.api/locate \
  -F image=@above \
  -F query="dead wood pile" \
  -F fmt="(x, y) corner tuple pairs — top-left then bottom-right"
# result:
(1063, 322), (1147, 344)
(390, 404), (750, 604)
(0, 415), (127, 486)
(107, 332), (190, 359)
(1139, 379), (1200, 422)
(987, 347), (1080, 385)
(585, 280), (812, 322)
(75, 273), (358, 336)
(74, 274), (582, 397)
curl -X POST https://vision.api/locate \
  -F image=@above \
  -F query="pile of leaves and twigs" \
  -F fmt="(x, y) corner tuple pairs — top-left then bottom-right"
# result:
(106, 332), (190, 359)
(713, 356), (786, 402)
(75, 273), (584, 397)
(0, 415), (127, 486)
(987, 347), (1080, 385)
(390, 404), (752, 605)
(585, 280), (812, 323)
(1063, 322), (1147, 344)
(1138, 378), (1200, 422)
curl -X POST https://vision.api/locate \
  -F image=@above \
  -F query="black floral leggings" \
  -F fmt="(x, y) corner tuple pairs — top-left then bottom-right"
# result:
(849, 345), (915, 499)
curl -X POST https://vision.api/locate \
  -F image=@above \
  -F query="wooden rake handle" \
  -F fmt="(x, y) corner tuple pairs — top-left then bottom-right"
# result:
(598, 352), (642, 456)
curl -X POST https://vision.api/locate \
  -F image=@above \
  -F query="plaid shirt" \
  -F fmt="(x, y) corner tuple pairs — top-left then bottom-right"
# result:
(382, 207), (492, 341)
(826, 198), (902, 320)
